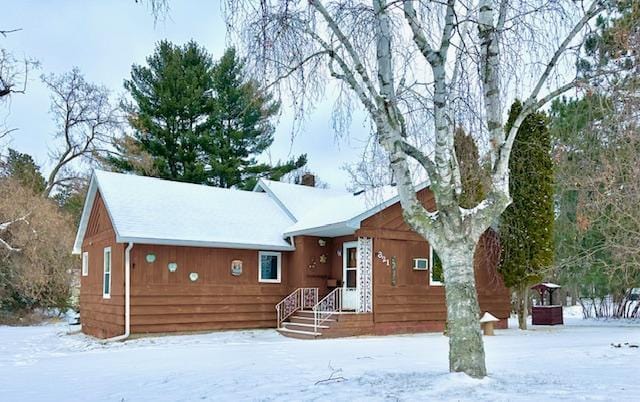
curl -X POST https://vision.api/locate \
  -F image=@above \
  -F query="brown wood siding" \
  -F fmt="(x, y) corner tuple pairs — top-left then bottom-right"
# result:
(287, 236), (333, 295)
(358, 188), (511, 331)
(80, 192), (126, 338)
(79, 185), (509, 338)
(329, 235), (357, 282)
(129, 244), (291, 334)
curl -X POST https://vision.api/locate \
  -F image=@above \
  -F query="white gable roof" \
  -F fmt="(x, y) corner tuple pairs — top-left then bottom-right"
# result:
(283, 185), (404, 237)
(253, 179), (350, 221)
(73, 171), (295, 254)
(255, 179), (430, 238)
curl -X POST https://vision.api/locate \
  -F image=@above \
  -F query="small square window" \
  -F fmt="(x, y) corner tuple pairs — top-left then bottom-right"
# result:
(259, 251), (281, 283)
(413, 258), (428, 270)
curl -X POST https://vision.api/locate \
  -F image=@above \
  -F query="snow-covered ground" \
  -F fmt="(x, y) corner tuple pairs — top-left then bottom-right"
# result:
(1, 311), (638, 401)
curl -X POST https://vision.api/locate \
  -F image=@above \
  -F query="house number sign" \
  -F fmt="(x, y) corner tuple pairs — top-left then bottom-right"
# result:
(377, 251), (391, 266)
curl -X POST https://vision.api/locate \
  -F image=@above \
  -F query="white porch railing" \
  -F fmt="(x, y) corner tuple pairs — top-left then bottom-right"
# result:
(312, 287), (343, 333)
(275, 288), (318, 328)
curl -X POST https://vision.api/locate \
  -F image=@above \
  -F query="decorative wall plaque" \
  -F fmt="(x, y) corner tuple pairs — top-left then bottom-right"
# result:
(231, 260), (243, 276)
(318, 239), (326, 247)
(167, 262), (178, 272)
(391, 256), (398, 286)
(319, 254), (327, 264)
(146, 253), (156, 263)
(189, 272), (199, 282)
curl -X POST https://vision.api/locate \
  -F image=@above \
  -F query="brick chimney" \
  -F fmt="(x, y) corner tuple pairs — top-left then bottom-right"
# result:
(301, 173), (316, 187)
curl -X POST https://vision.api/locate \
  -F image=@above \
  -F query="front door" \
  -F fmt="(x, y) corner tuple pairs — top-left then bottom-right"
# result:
(342, 242), (358, 310)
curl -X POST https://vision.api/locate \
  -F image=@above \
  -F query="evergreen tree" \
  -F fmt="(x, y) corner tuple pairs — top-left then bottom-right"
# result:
(454, 128), (487, 209)
(53, 178), (88, 227)
(550, 2), (640, 314)
(0, 149), (46, 194)
(107, 42), (306, 189)
(205, 48), (306, 189)
(500, 100), (554, 330)
(110, 40), (215, 183)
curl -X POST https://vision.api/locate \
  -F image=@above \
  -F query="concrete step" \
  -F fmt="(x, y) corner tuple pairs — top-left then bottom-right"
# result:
(277, 327), (321, 339)
(283, 322), (330, 331)
(294, 310), (316, 317)
(290, 315), (336, 324)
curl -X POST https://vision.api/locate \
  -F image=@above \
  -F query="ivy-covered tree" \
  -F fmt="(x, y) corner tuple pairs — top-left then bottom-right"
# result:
(500, 100), (554, 330)
(107, 42), (306, 189)
(429, 129), (488, 285)
(454, 128), (487, 209)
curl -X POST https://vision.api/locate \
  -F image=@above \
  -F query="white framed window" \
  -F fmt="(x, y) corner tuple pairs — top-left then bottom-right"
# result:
(258, 251), (281, 283)
(429, 246), (443, 286)
(413, 258), (429, 271)
(82, 252), (89, 276)
(103, 247), (112, 298)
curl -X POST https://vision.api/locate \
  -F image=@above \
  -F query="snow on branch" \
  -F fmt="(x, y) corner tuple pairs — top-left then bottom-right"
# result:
(0, 213), (29, 253)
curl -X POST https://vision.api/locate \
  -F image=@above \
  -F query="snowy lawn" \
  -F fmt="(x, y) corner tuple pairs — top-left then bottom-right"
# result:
(1, 314), (638, 401)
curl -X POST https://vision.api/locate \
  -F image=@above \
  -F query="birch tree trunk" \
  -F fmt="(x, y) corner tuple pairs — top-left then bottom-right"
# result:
(439, 239), (486, 377)
(215, 0), (607, 380)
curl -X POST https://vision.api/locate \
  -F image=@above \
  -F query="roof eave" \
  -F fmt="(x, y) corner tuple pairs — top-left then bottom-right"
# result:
(283, 220), (359, 238)
(115, 236), (296, 251)
(72, 173), (98, 254)
(281, 181), (431, 239)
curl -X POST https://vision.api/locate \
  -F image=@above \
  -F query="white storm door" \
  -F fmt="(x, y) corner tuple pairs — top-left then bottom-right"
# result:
(342, 241), (359, 310)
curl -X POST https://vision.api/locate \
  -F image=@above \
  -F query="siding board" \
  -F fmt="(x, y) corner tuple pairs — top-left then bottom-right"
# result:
(359, 187), (511, 331)
(128, 243), (290, 334)
(80, 192), (125, 338)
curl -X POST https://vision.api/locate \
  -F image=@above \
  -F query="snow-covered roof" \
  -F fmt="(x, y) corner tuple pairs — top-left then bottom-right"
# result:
(253, 179), (350, 221)
(72, 171), (295, 254)
(74, 172), (431, 253)
(480, 312), (500, 323)
(255, 179), (430, 238)
(283, 186), (402, 237)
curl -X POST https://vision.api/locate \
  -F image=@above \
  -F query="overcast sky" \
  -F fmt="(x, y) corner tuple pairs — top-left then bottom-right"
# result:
(2, 1), (371, 190)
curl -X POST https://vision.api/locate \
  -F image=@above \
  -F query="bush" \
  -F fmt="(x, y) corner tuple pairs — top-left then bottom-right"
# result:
(0, 178), (78, 316)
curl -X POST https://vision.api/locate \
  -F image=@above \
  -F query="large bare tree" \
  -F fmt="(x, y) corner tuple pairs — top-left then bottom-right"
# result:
(1, 28), (38, 139)
(151, 0), (610, 377)
(41, 68), (120, 197)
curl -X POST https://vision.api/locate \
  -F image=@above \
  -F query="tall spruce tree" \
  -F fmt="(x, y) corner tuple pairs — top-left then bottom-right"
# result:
(500, 100), (554, 330)
(107, 42), (306, 188)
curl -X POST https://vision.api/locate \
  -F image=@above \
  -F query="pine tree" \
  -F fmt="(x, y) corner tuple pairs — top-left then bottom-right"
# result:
(0, 149), (46, 194)
(500, 100), (554, 330)
(106, 42), (306, 189)
(110, 40), (215, 183)
(204, 48), (306, 189)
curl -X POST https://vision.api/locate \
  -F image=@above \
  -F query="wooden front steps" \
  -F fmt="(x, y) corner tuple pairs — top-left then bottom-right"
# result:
(277, 310), (374, 339)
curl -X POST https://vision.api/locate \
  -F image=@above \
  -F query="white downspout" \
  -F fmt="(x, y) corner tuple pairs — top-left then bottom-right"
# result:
(105, 242), (133, 342)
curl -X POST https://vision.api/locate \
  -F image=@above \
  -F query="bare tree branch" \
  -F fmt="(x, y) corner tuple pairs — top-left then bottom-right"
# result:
(40, 68), (121, 197)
